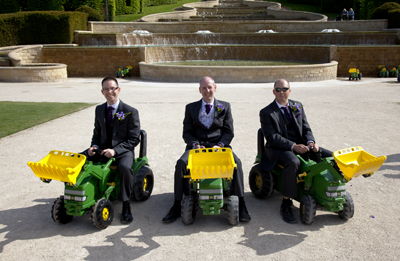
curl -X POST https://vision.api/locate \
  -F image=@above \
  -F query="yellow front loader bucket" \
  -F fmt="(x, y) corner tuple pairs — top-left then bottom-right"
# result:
(187, 148), (236, 179)
(27, 150), (86, 184)
(333, 147), (386, 181)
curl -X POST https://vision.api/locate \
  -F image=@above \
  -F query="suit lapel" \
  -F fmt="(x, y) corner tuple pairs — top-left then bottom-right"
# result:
(289, 100), (302, 137)
(194, 99), (206, 128)
(112, 101), (124, 137)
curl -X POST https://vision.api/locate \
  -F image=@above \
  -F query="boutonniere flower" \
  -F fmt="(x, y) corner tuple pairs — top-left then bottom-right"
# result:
(215, 103), (225, 116)
(292, 103), (303, 118)
(114, 111), (131, 121)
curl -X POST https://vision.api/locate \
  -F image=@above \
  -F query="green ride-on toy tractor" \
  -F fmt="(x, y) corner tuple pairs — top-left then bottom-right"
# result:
(181, 148), (239, 226)
(249, 129), (386, 225)
(378, 65), (389, 77)
(348, 68), (362, 81)
(28, 130), (154, 229)
(389, 66), (399, 77)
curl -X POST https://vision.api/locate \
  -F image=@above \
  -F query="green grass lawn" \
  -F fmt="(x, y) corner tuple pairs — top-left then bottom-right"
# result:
(115, 0), (200, 21)
(0, 102), (94, 138)
(115, 0), (337, 21)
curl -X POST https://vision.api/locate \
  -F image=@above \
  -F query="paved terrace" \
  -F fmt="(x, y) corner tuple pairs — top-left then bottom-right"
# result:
(0, 77), (399, 260)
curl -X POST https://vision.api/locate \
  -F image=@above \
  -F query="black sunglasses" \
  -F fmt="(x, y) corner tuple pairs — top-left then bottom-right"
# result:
(274, 88), (290, 92)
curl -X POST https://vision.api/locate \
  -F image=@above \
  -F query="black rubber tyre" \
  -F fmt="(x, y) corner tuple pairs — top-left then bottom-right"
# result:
(249, 165), (274, 199)
(349, 76), (351, 81)
(51, 196), (73, 224)
(300, 195), (317, 225)
(132, 166), (154, 201)
(358, 73), (362, 80)
(398, 74), (400, 82)
(338, 192), (355, 220)
(181, 195), (196, 225)
(227, 195), (239, 226)
(92, 198), (114, 229)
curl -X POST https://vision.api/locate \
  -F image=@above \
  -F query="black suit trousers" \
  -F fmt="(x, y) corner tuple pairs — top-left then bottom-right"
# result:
(279, 147), (332, 199)
(174, 149), (244, 201)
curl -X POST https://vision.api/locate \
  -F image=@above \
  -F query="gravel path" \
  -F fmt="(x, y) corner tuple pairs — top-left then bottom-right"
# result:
(0, 77), (399, 260)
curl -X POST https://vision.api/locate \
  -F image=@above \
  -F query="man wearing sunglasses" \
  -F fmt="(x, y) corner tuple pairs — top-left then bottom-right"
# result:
(259, 79), (332, 224)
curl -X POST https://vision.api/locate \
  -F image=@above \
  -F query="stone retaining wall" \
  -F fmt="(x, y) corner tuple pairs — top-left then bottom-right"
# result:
(139, 61), (338, 82)
(76, 32), (399, 46)
(37, 46), (144, 77)
(87, 20), (388, 34)
(334, 45), (400, 77)
(0, 63), (67, 82)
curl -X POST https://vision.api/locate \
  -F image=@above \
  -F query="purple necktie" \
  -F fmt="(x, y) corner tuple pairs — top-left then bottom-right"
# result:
(107, 106), (114, 125)
(205, 104), (212, 114)
(282, 106), (292, 122)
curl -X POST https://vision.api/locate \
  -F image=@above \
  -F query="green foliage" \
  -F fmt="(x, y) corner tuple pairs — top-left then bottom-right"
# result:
(146, 0), (177, 7)
(0, 102), (93, 138)
(0, 11), (88, 47)
(388, 8), (400, 27)
(372, 2), (400, 19)
(26, 0), (65, 11)
(0, 0), (20, 14)
(76, 5), (103, 20)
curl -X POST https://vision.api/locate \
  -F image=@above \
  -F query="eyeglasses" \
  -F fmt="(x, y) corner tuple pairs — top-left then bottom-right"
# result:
(102, 87), (119, 92)
(274, 88), (290, 92)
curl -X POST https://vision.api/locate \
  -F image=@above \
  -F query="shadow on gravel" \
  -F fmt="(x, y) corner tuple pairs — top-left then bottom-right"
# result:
(238, 192), (350, 256)
(0, 192), (352, 259)
(381, 153), (400, 179)
(0, 198), (98, 253)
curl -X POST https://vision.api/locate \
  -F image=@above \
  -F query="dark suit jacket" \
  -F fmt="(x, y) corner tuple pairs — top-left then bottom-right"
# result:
(91, 100), (140, 157)
(183, 99), (234, 151)
(259, 99), (314, 171)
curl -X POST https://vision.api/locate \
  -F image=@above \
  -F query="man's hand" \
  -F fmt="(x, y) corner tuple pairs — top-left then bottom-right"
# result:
(293, 144), (309, 154)
(194, 144), (205, 149)
(212, 145), (221, 148)
(101, 149), (115, 158)
(307, 142), (319, 153)
(88, 146), (97, 157)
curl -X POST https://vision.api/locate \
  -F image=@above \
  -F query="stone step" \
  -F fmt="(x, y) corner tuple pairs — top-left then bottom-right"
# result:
(0, 57), (11, 66)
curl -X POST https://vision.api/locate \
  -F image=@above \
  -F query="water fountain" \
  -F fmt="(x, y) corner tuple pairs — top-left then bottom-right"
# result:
(0, 0), (397, 82)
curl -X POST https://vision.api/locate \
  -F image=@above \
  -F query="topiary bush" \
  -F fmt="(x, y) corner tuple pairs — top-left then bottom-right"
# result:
(76, 5), (103, 21)
(388, 8), (400, 28)
(0, 11), (88, 47)
(372, 2), (400, 19)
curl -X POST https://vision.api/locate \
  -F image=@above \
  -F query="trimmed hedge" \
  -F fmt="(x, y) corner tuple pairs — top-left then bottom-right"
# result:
(0, 11), (88, 47)
(388, 8), (400, 28)
(76, 5), (103, 21)
(372, 2), (400, 19)
(26, 0), (65, 11)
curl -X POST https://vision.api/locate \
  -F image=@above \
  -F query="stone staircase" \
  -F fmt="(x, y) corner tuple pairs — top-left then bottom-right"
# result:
(0, 51), (11, 66)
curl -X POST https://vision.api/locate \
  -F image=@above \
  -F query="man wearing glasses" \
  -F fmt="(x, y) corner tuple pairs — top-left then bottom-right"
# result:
(87, 76), (141, 224)
(259, 79), (331, 223)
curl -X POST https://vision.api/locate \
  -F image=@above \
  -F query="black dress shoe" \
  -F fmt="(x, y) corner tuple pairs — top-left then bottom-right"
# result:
(162, 206), (180, 223)
(239, 205), (251, 222)
(280, 203), (297, 224)
(121, 201), (133, 224)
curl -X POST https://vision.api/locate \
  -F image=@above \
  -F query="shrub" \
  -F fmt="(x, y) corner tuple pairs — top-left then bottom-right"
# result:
(388, 8), (400, 28)
(0, 11), (88, 47)
(26, 0), (65, 11)
(0, 0), (20, 14)
(371, 2), (400, 19)
(76, 5), (103, 21)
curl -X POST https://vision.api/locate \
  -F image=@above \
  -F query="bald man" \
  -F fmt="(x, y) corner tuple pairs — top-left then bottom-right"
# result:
(162, 76), (251, 223)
